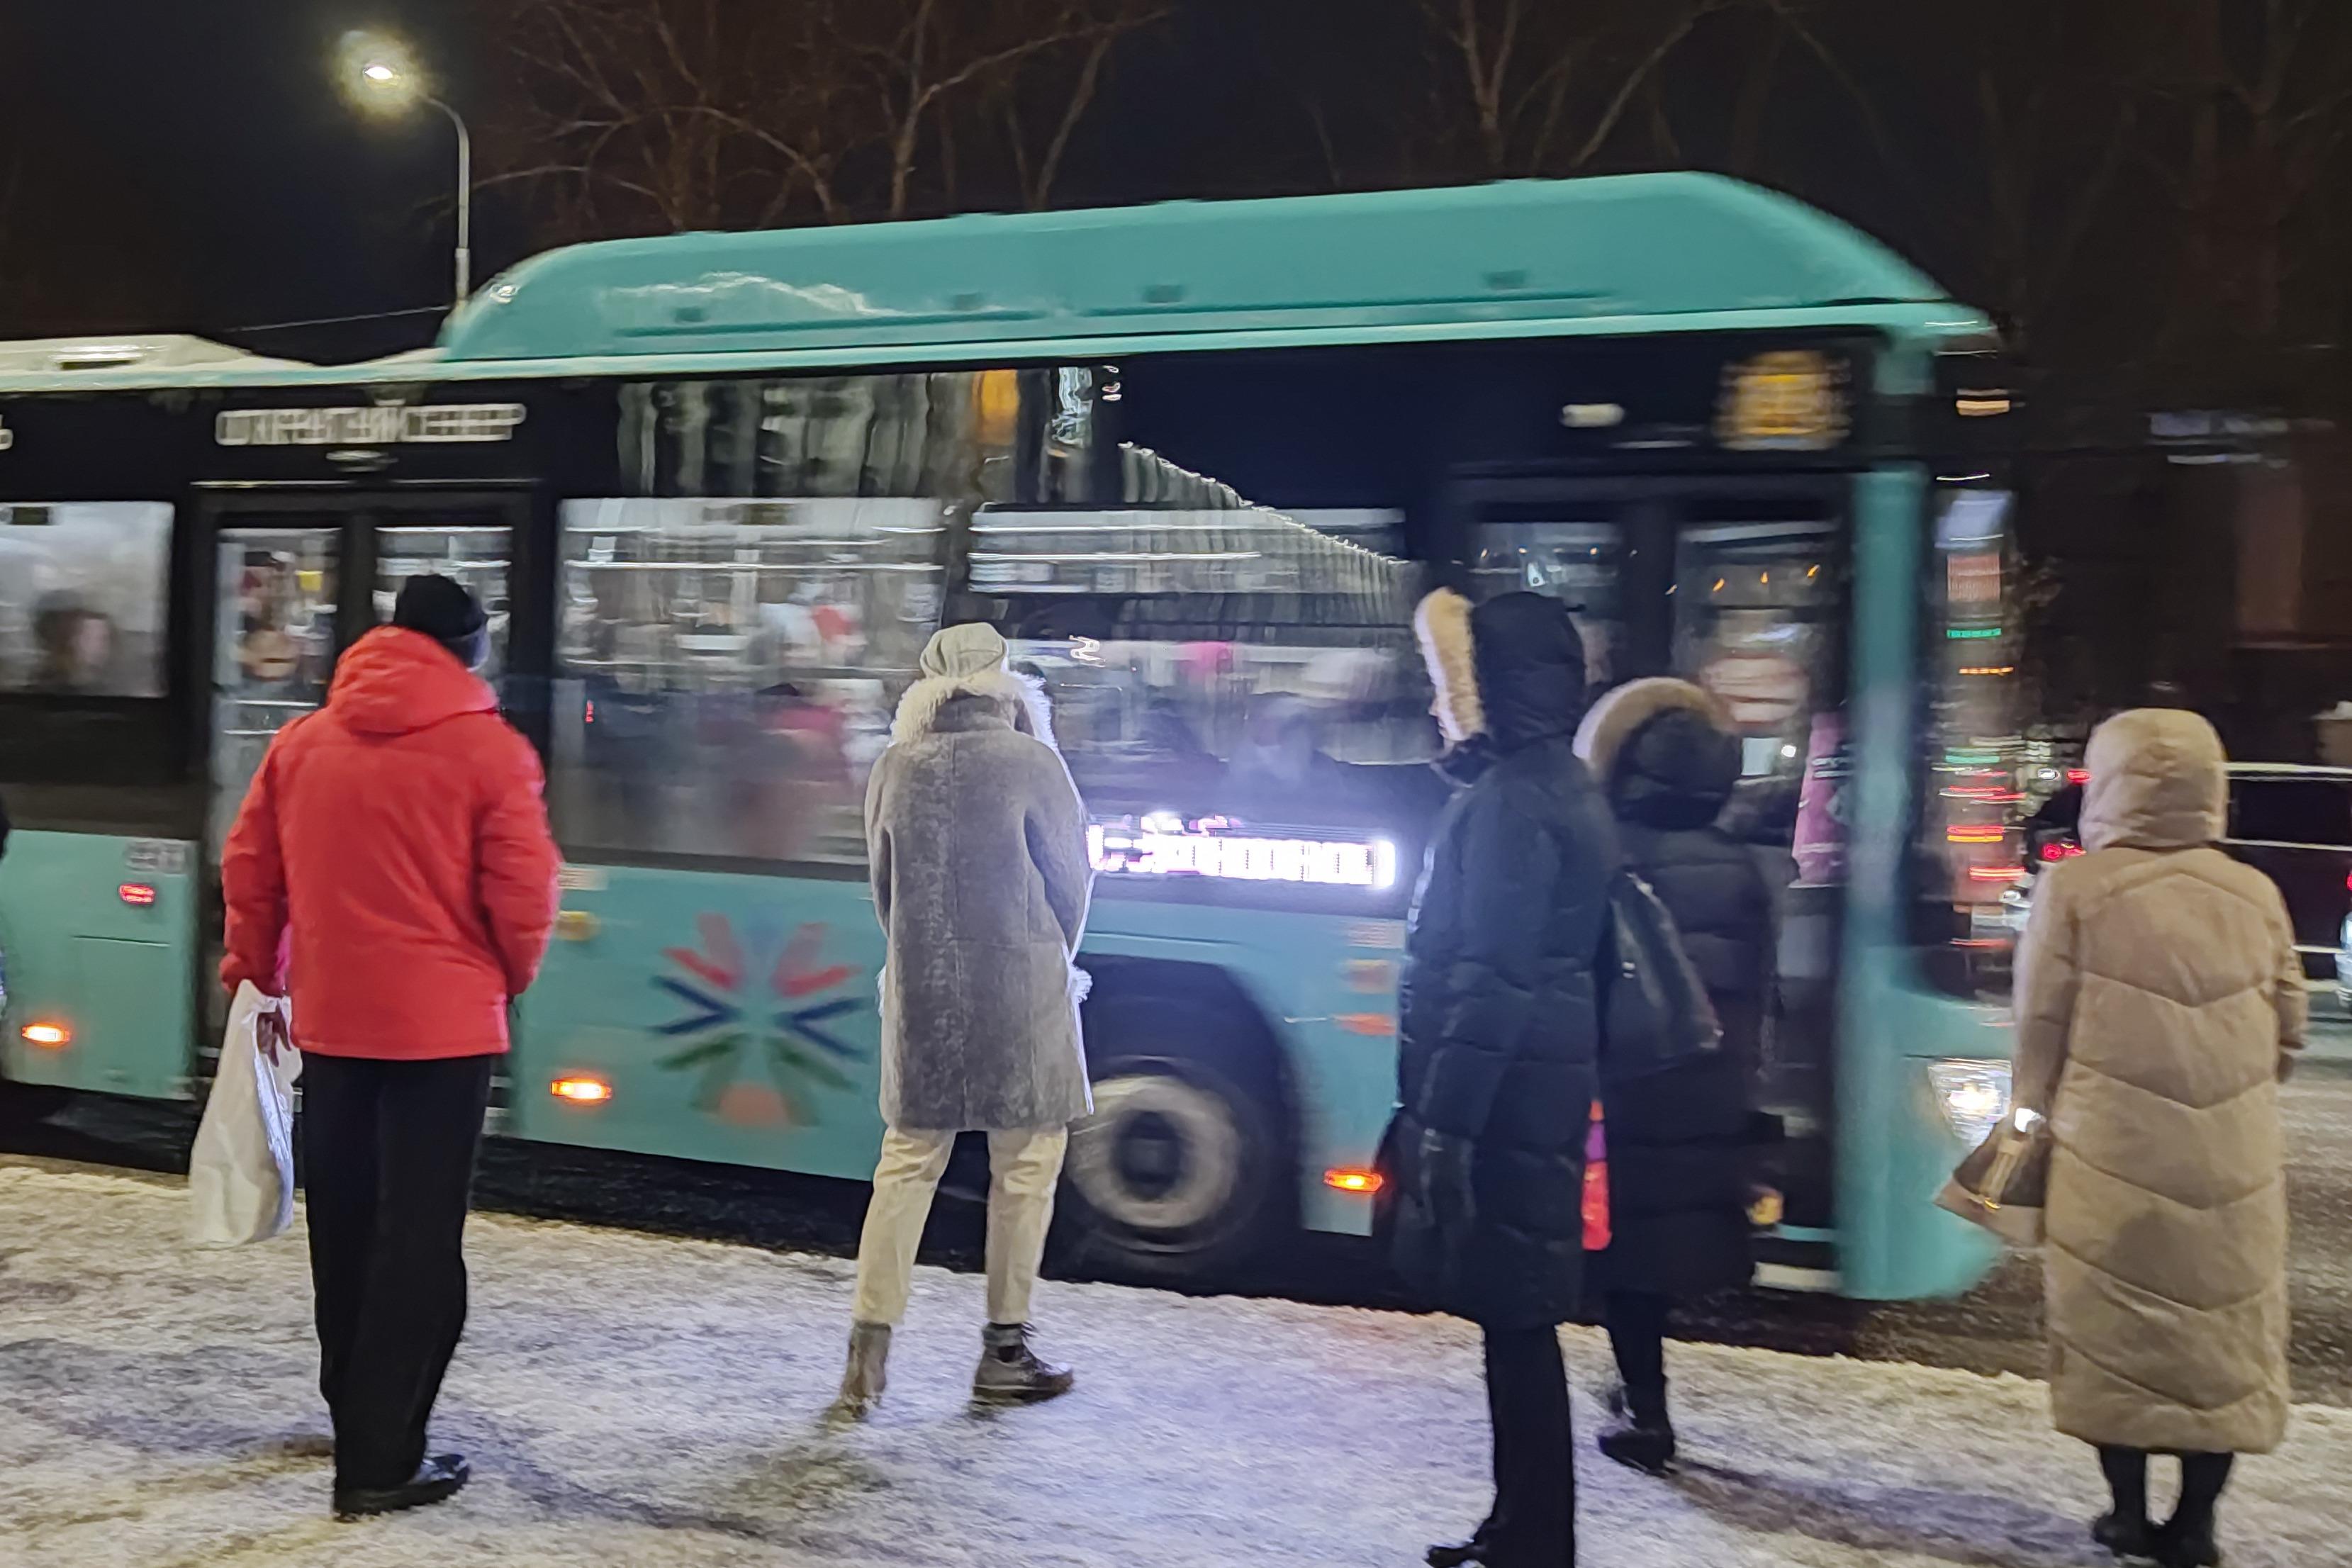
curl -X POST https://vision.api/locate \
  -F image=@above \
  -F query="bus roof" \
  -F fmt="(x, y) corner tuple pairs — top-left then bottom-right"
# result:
(0, 335), (306, 376)
(0, 175), (1979, 393)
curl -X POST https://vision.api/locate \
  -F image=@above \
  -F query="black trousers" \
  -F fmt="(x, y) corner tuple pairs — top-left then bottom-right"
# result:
(299, 1052), (495, 1491)
(1482, 1325), (1576, 1567)
(1603, 1290), (1671, 1406)
(2096, 1444), (2234, 1530)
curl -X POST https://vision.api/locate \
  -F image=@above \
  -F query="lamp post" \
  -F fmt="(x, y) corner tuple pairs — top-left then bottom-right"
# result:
(342, 32), (471, 304)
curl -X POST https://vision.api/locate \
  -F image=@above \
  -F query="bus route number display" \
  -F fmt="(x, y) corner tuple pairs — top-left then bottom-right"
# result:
(1715, 350), (1850, 452)
(215, 404), (527, 447)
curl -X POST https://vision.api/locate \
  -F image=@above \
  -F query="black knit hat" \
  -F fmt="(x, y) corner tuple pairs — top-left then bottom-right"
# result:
(392, 573), (489, 670)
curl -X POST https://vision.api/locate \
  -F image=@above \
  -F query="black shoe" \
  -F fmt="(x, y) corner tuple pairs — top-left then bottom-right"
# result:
(1597, 1412), (1678, 1474)
(2092, 1511), (2154, 1559)
(332, 1453), (470, 1520)
(2149, 1516), (2219, 1568)
(1426, 1536), (1487, 1568)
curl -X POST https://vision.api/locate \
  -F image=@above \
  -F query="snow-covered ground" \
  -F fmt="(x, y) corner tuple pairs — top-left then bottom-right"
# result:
(3, 1162), (2347, 1568)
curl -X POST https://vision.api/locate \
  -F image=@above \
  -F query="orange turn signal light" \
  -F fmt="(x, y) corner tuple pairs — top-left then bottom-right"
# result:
(21, 1022), (71, 1048)
(1324, 1167), (1383, 1194)
(550, 1075), (612, 1104)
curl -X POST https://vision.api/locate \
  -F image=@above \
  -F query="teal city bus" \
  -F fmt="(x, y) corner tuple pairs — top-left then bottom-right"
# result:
(0, 174), (2023, 1298)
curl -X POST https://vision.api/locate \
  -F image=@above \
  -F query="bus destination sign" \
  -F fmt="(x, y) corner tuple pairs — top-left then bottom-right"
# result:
(215, 403), (527, 447)
(1715, 350), (1850, 452)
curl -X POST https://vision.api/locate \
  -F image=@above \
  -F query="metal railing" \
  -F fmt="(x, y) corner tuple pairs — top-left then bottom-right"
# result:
(2222, 764), (2352, 958)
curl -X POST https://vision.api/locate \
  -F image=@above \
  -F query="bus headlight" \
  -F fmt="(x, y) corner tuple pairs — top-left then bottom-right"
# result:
(1927, 1059), (2010, 1146)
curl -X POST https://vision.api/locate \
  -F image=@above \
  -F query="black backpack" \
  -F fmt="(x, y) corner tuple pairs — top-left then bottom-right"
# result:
(1598, 866), (1722, 1080)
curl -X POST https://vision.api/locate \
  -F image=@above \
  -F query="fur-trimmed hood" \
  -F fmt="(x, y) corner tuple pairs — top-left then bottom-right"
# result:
(1575, 677), (1725, 786)
(1412, 588), (1585, 761)
(1413, 588), (1484, 746)
(890, 667), (1057, 749)
(1575, 677), (1740, 830)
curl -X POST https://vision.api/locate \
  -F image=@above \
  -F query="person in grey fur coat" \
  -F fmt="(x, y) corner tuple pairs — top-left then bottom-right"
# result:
(836, 622), (1096, 1413)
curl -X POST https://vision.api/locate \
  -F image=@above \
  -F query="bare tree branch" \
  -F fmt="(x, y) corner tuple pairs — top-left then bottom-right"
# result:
(1567, 3), (1716, 169)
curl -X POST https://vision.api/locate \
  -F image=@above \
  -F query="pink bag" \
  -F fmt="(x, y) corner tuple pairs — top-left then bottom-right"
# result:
(1581, 1101), (1611, 1252)
(1792, 710), (1852, 887)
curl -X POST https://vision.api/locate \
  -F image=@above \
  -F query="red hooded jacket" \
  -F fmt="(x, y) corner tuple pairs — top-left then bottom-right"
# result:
(221, 627), (561, 1058)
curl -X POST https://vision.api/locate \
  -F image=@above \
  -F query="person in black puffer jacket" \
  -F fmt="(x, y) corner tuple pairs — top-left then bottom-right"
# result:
(1389, 588), (1618, 1568)
(1573, 677), (1770, 1475)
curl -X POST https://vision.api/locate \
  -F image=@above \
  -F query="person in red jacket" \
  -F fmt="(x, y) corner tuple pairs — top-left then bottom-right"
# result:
(221, 574), (559, 1521)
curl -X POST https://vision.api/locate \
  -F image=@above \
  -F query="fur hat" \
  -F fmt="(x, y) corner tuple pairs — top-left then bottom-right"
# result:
(892, 622), (1055, 747)
(919, 622), (1009, 680)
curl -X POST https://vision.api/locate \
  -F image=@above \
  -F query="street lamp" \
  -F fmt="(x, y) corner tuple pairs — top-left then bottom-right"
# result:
(340, 30), (471, 304)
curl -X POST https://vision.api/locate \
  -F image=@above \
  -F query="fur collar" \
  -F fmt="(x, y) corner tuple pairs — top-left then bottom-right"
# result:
(890, 666), (1058, 749)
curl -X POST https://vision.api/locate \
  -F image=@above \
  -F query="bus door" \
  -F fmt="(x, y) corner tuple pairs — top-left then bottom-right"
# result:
(198, 494), (527, 1021)
(204, 495), (524, 846)
(1449, 474), (1849, 1240)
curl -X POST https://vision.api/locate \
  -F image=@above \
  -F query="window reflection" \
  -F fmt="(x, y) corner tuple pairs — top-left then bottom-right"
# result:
(1673, 522), (1840, 786)
(1475, 508), (1845, 802)
(1922, 488), (2021, 985)
(212, 530), (338, 855)
(0, 502), (171, 697)
(619, 371), (1015, 501)
(1471, 522), (1628, 693)
(375, 524), (512, 681)
(550, 497), (945, 863)
(968, 493), (1431, 826)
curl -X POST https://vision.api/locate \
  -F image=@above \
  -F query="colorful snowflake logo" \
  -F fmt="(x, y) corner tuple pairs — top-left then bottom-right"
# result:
(654, 915), (864, 1127)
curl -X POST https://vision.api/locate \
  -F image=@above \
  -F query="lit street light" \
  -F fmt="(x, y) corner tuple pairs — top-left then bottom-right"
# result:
(340, 30), (471, 305)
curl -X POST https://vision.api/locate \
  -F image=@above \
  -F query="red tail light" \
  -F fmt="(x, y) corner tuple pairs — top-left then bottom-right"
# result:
(118, 883), (157, 907)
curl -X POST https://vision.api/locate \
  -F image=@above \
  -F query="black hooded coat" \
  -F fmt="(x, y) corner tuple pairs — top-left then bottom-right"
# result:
(1575, 679), (1768, 1299)
(1389, 592), (1619, 1330)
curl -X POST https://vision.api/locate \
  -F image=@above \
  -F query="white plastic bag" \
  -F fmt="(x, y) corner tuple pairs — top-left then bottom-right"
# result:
(188, 982), (302, 1246)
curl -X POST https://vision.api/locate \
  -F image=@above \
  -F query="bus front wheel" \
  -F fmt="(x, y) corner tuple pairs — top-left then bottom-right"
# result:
(1057, 994), (1292, 1284)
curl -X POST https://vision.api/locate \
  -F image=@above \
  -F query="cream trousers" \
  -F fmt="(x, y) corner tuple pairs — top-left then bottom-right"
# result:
(851, 1126), (1069, 1328)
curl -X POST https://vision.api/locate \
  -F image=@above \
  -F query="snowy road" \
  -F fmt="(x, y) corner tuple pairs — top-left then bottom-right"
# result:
(4, 1164), (2350, 1568)
(10, 1057), (2352, 1410)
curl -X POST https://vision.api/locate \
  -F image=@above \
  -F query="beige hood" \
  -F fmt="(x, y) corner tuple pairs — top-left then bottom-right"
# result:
(2078, 708), (2227, 853)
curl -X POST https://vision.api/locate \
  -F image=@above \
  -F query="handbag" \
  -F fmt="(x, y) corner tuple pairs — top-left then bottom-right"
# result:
(1934, 1107), (2051, 1248)
(1598, 867), (1723, 1080)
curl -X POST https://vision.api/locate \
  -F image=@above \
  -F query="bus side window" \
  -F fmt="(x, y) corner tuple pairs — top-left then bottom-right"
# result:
(549, 368), (1022, 865)
(0, 502), (172, 698)
(547, 497), (948, 866)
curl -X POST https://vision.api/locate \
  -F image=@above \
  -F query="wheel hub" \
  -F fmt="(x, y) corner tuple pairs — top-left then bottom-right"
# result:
(1069, 1072), (1243, 1236)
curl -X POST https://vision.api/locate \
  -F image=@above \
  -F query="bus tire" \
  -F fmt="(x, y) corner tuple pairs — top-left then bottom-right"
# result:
(1056, 991), (1294, 1284)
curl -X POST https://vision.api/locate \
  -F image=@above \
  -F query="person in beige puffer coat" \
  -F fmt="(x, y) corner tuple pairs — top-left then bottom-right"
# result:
(2013, 708), (2304, 1568)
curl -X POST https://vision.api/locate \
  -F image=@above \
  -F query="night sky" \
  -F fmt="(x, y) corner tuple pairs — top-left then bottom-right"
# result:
(4, 1), (1297, 362)
(9, 4), (505, 358)
(6, 1), (2348, 393)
